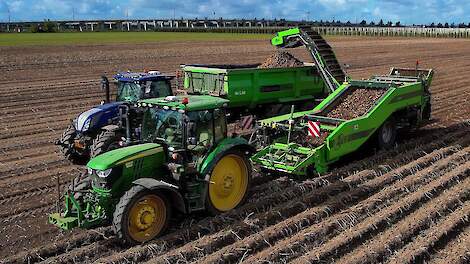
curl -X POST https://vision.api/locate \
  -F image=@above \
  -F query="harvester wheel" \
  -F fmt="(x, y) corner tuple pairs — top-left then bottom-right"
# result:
(90, 130), (124, 158)
(58, 124), (83, 163)
(206, 150), (251, 215)
(113, 185), (171, 245)
(377, 117), (397, 150)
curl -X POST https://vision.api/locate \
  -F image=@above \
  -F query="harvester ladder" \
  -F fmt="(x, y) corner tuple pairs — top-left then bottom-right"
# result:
(298, 27), (346, 93)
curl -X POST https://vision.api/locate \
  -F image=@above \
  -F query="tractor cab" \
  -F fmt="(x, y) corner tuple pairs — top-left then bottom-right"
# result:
(138, 95), (229, 155)
(112, 71), (173, 103)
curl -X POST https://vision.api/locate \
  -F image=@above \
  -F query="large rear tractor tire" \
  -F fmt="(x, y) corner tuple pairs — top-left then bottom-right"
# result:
(377, 117), (397, 150)
(206, 150), (252, 215)
(90, 130), (124, 158)
(58, 124), (86, 164)
(113, 185), (171, 245)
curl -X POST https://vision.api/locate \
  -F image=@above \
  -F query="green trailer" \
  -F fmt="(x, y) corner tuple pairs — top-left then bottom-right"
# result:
(178, 26), (347, 120)
(180, 63), (328, 120)
(251, 67), (434, 175)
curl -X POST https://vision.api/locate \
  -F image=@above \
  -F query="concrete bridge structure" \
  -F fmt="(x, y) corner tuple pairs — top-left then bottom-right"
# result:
(1, 18), (470, 38)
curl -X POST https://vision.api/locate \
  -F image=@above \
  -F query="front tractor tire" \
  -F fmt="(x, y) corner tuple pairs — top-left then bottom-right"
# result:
(58, 124), (86, 164)
(68, 173), (91, 202)
(113, 185), (171, 245)
(206, 150), (252, 215)
(90, 130), (124, 158)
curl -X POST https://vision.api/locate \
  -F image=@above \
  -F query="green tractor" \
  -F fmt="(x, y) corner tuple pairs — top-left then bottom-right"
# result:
(50, 95), (254, 244)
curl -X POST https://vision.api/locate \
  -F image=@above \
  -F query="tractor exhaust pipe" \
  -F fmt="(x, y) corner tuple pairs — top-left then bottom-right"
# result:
(101, 76), (110, 103)
(56, 173), (60, 213)
(118, 105), (132, 145)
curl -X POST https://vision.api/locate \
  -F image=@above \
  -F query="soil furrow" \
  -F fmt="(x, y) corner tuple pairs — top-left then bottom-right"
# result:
(321, 168), (470, 264)
(196, 147), (469, 264)
(427, 224), (470, 264)
(385, 202), (470, 264)
(97, 137), (468, 263)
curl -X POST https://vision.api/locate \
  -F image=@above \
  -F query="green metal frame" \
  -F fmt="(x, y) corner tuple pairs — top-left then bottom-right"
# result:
(251, 68), (434, 175)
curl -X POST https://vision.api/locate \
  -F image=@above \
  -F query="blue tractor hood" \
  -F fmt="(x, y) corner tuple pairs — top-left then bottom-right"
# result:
(75, 101), (125, 132)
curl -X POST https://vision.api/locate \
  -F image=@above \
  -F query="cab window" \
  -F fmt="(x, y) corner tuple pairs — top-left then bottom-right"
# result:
(188, 110), (214, 148)
(143, 80), (171, 98)
(213, 109), (226, 143)
(117, 82), (142, 101)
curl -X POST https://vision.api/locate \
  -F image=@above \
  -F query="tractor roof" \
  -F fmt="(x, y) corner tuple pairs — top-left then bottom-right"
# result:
(139, 95), (229, 111)
(114, 71), (174, 82)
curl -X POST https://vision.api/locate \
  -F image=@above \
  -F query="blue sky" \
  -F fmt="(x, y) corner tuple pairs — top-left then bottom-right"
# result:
(0, 0), (468, 24)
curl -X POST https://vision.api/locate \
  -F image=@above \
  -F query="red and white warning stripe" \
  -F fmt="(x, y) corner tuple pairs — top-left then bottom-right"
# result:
(307, 121), (321, 137)
(241, 115), (254, 130)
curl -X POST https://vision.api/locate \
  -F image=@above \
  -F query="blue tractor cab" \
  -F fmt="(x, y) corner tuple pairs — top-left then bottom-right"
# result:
(58, 71), (174, 164)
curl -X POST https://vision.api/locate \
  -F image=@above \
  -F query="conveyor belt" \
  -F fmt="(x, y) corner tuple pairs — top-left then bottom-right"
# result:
(299, 27), (346, 85)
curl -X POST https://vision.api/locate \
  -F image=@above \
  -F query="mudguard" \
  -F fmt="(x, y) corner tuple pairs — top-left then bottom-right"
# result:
(132, 178), (186, 214)
(198, 137), (255, 176)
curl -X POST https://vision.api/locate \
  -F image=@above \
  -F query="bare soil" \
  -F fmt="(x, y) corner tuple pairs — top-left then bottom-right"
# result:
(1, 36), (470, 263)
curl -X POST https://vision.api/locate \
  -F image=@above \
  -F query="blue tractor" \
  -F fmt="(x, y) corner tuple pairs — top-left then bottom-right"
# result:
(58, 71), (174, 164)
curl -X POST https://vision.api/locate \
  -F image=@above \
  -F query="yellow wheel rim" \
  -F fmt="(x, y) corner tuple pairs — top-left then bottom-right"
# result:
(209, 154), (249, 212)
(128, 194), (166, 242)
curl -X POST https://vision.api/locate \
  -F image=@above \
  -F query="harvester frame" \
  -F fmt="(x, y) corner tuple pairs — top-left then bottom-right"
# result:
(251, 67), (434, 175)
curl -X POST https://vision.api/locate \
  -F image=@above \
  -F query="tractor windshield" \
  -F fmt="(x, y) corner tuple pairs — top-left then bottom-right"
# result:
(142, 108), (183, 147)
(116, 82), (142, 102)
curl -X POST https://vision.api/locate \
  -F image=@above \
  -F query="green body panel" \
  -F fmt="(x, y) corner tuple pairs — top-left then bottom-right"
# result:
(325, 82), (422, 161)
(271, 28), (301, 46)
(139, 95), (229, 111)
(252, 68), (434, 175)
(182, 64), (327, 109)
(87, 143), (164, 170)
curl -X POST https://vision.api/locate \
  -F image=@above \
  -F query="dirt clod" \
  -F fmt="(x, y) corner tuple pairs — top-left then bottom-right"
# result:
(258, 51), (303, 68)
(325, 88), (387, 120)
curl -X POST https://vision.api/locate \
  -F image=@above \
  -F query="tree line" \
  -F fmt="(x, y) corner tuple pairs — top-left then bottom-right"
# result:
(309, 19), (470, 28)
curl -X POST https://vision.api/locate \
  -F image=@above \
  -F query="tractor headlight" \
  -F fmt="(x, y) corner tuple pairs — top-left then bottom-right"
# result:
(82, 118), (91, 131)
(96, 168), (112, 178)
(87, 167), (94, 175)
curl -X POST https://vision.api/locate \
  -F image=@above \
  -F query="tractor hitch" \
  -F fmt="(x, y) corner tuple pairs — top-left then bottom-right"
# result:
(49, 189), (110, 231)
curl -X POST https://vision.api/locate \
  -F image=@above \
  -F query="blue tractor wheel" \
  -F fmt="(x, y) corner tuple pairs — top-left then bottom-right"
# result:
(58, 124), (88, 164)
(90, 129), (125, 158)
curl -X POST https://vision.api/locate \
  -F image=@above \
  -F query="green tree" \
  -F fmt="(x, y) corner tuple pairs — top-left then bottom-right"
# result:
(43, 20), (57, 32)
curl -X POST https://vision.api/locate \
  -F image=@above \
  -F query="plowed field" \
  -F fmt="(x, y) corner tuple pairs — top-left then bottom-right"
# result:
(1, 36), (469, 264)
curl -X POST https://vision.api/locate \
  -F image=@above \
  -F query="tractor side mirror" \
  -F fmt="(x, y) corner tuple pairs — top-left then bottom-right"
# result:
(186, 121), (196, 137)
(186, 121), (197, 146)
